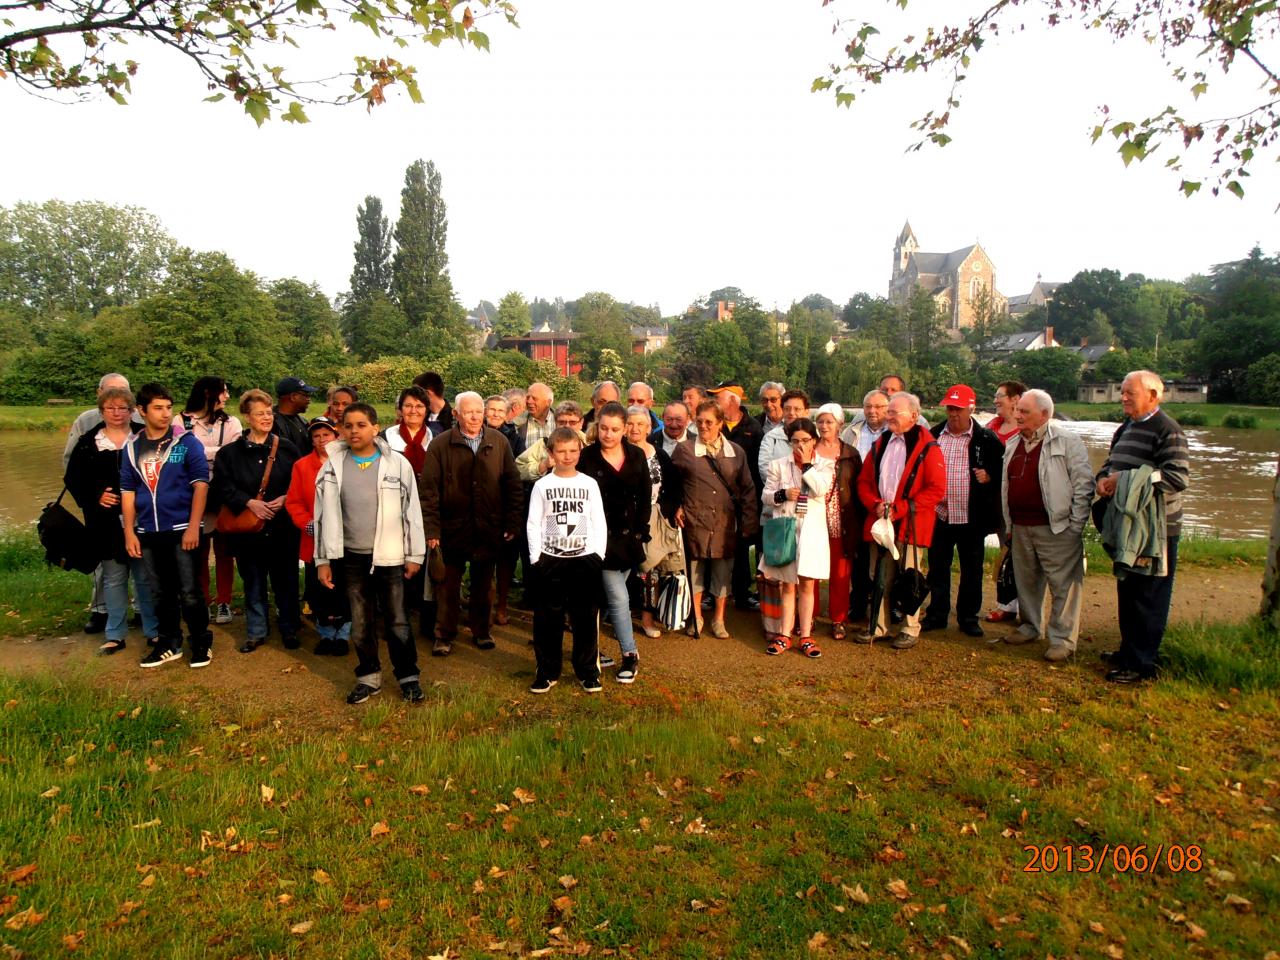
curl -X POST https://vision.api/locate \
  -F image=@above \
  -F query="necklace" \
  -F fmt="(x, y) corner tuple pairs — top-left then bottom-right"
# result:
(352, 450), (381, 470)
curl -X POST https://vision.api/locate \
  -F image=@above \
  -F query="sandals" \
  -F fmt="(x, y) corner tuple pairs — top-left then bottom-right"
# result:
(831, 623), (847, 641)
(98, 638), (126, 655)
(766, 635), (791, 656)
(799, 638), (823, 659)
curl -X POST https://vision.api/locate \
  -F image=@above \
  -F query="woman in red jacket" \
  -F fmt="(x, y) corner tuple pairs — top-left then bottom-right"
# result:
(286, 416), (351, 656)
(856, 392), (946, 649)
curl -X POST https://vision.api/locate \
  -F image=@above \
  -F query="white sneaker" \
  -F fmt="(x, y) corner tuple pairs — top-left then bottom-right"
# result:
(214, 603), (233, 624)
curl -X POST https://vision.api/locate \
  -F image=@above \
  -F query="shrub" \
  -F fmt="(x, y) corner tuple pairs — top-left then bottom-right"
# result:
(1175, 411), (1208, 426)
(1222, 412), (1260, 429)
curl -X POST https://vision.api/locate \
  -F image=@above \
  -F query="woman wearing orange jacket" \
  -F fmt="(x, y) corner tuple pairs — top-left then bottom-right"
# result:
(286, 416), (351, 656)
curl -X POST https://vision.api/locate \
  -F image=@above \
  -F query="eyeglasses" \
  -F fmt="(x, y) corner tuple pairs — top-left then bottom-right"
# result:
(695, 418), (719, 426)
(103, 406), (131, 413)
(789, 437), (815, 447)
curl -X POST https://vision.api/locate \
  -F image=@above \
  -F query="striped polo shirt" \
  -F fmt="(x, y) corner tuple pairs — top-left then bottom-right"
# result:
(1101, 409), (1191, 537)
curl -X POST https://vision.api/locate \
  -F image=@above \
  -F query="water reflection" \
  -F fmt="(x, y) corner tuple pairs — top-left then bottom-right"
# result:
(0, 421), (1275, 539)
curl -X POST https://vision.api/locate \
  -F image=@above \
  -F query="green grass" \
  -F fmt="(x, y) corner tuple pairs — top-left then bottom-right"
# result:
(0, 529), (92, 637)
(0, 405), (82, 431)
(980, 529), (1267, 577)
(1163, 617), (1280, 691)
(1057, 401), (1280, 429)
(0, 665), (1276, 958)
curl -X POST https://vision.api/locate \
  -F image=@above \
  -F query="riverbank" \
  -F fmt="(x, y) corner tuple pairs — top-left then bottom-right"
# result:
(1056, 401), (1280, 429)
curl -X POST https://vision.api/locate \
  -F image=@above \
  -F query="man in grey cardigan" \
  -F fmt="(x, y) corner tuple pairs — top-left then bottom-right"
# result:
(1000, 389), (1094, 662)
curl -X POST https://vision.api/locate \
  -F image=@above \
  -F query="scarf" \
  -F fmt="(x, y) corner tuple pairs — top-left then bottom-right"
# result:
(398, 422), (428, 475)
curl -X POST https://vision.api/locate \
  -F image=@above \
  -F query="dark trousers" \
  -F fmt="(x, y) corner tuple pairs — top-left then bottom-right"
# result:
(1116, 536), (1179, 676)
(343, 555), (419, 686)
(925, 520), (987, 626)
(531, 555), (600, 683)
(438, 557), (496, 642)
(848, 538), (872, 622)
(236, 528), (301, 642)
(402, 567), (437, 638)
(304, 561), (350, 633)
(139, 530), (211, 650)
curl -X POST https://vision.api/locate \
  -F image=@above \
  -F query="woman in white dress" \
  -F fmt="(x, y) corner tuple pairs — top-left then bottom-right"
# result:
(759, 417), (834, 658)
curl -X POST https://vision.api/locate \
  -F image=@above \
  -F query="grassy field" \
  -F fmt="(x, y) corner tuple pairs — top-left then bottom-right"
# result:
(0, 629), (1277, 959)
(1056, 401), (1280, 429)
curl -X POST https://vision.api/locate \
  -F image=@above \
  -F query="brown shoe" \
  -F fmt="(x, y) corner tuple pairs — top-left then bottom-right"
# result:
(494, 608), (510, 626)
(432, 637), (453, 657)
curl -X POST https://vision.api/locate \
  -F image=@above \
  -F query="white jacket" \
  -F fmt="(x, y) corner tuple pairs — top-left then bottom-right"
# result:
(760, 454), (834, 580)
(313, 437), (426, 570)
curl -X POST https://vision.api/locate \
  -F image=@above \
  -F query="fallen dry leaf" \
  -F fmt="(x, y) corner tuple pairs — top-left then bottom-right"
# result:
(4, 906), (46, 931)
(1224, 893), (1252, 913)
(513, 787), (537, 805)
(260, 784), (275, 803)
(1102, 945), (1124, 960)
(139, 874), (155, 889)
(553, 895), (573, 916)
(62, 929), (86, 950)
(370, 821), (390, 839)
(1185, 921), (1207, 940)
(1089, 921), (1107, 935)
(276, 894), (293, 906)
(885, 879), (911, 900)
(558, 875), (578, 890)
(39, 786), (60, 799)
(842, 883), (870, 904)
(947, 935), (972, 956)
(290, 920), (314, 935)
(684, 818), (707, 835)
(312, 869), (332, 885)
(690, 899), (707, 912)
(807, 931), (829, 951)
(408, 784), (431, 796)
(4, 865), (36, 885)
(131, 818), (161, 830)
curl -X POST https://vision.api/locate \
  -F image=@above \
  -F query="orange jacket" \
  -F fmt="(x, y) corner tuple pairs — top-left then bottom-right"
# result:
(285, 451), (325, 563)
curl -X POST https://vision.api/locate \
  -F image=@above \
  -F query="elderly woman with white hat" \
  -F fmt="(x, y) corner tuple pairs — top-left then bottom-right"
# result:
(813, 402), (863, 640)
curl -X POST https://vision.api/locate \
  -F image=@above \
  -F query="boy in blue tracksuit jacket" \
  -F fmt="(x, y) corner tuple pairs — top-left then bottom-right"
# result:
(121, 383), (212, 669)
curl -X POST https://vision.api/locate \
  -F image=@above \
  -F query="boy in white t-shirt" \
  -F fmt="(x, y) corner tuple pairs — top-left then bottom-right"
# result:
(526, 428), (608, 694)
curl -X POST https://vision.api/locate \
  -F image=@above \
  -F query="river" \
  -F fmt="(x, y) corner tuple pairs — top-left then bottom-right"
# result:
(1, 422), (1276, 538)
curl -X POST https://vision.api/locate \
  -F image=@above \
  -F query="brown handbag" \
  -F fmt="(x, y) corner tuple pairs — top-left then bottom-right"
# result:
(215, 436), (279, 535)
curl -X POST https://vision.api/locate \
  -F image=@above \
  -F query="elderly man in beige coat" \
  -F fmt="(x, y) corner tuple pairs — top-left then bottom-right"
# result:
(1000, 388), (1095, 661)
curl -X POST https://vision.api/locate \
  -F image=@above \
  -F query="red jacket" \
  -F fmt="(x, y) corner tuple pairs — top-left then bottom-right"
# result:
(857, 425), (947, 547)
(285, 451), (325, 563)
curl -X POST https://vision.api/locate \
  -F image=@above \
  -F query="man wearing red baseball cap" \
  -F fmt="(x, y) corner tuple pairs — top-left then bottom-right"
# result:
(922, 384), (1005, 638)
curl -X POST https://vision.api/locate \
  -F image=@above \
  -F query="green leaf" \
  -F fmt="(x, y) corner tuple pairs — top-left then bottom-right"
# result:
(282, 101), (309, 123)
(244, 96), (270, 126)
(1118, 139), (1146, 166)
(1180, 179), (1201, 196)
(469, 30), (489, 51)
(203, 92), (226, 102)
(1226, 180), (1245, 199)
(1190, 81), (1208, 99)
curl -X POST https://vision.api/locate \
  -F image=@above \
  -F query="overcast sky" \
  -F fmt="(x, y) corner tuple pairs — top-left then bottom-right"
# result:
(2, 0), (1276, 316)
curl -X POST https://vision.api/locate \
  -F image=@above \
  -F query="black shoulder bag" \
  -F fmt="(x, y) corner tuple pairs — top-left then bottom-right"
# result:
(38, 487), (98, 574)
(889, 441), (937, 620)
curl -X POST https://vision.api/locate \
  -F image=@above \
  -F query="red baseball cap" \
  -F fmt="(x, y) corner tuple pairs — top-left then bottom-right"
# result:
(942, 384), (976, 408)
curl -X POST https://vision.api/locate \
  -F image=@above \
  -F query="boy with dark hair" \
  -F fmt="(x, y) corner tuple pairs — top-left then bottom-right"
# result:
(525, 427), (608, 694)
(121, 382), (213, 668)
(313, 402), (428, 704)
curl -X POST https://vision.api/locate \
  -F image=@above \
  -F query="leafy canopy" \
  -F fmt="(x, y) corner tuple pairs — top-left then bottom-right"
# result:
(1, 0), (517, 125)
(814, 0), (1280, 199)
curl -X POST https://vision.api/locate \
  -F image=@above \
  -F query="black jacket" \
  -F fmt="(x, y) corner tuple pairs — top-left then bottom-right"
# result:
(727, 415), (765, 493)
(210, 433), (302, 536)
(577, 440), (652, 570)
(64, 421), (143, 563)
(271, 408), (310, 456)
(496, 421), (524, 458)
(929, 419), (1005, 534)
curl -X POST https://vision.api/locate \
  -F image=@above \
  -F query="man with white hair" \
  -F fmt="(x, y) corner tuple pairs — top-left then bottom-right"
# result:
(626, 381), (662, 432)
(420, 391), (523, 656)
(1095, 370), (1190, 683)
(1000, 388), (1094, 661)
(841, 390), (890, 459)
(582, 380), (620, 431)
(65, 372), (145, 634)
(502, 387), (527, 424)
(514, 382), (555, 450)
(756, 381), (785, 433)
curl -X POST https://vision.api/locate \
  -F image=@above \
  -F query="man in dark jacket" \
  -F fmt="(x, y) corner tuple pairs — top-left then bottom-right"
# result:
(922, 384), (1006, 637)
(272, 376), (317, 453)
(710, 382), (763, 610)
(414, 370), (454, 438)
(419, 392), (523, 655)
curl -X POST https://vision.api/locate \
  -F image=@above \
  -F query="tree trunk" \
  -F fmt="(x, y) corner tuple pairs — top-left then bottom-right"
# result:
(1261, 454), (1280, 630)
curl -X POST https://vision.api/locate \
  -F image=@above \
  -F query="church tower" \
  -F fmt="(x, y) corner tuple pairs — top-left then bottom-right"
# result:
(892, 220), (918, 282)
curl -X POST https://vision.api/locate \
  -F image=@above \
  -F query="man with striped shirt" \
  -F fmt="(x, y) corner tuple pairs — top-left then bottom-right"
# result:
(1095, 370), (1191, 683)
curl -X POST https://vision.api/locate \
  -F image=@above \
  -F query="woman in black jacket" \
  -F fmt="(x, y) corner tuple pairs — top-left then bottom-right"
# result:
(576, 402), (651, 684)
(64, 385), (158, 653)
(211, 389), (302, 653)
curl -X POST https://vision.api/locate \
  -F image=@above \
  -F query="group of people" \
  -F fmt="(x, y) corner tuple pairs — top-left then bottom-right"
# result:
(61, 364), (1188, 703)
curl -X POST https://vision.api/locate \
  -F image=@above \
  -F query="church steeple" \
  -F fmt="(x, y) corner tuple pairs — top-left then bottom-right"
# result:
(893, 219), (919, 279)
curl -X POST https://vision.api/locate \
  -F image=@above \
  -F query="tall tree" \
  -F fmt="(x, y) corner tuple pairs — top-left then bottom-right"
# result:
(349, 196), (393, 306)
(392, 159), (459, 335)
(570, 292), (632, 380)
(0, 200), (175, 317)
(493, 291), (532, 341)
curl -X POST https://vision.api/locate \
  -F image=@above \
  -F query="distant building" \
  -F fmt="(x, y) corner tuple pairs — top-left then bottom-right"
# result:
(1070, 341), (1114, 371)
(982, 325), (1060, 356)
(631, 326), (669, 354)
(888, 221), (1007, 332)
(1008, 277), (1064, 317)
(1077, 379), (1207, 404)
(496, 323), (582, 378)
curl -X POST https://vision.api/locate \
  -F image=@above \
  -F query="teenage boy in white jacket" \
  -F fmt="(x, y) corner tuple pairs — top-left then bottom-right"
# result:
(314, 403), (427, 705)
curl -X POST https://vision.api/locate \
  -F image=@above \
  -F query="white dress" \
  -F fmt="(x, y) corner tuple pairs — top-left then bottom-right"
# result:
(758, 454), (833, 583)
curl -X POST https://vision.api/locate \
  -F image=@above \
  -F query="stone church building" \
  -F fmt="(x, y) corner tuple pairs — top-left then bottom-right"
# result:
(888, 222), (1007, 332)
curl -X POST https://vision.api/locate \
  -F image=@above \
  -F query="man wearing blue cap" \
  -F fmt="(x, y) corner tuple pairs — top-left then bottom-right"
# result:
(273, 376), (319, 454)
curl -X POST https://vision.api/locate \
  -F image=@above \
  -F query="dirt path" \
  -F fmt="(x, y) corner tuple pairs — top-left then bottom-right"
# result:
(0, 568), (1260, 726)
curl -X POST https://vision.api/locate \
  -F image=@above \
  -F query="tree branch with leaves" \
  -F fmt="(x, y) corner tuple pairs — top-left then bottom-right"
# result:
(813, 0), (1279, 199)
(0, 0), (517, 124)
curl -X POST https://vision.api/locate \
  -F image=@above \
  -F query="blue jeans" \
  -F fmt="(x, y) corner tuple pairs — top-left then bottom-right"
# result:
(236, 531), (300, 642)
(101, 557), (158, 641)
(601, 568), (637, 656)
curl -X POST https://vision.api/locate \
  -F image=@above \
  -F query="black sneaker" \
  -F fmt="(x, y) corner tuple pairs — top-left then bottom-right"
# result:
(140, 645), (183, 668)
(189, 646), (212, 669)
(598, 654), (617, 669)
(400, 680), (424, 703)
(346, 683), (381, 705)
(83, 611), (108, 634)
(530, 677), (557, 695)
(473, 635), (496, 651)
(580, 676), (603, 694)
(282, 635), (301, 650)
(616, 654), (639, 684)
